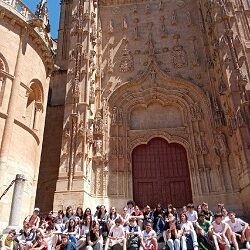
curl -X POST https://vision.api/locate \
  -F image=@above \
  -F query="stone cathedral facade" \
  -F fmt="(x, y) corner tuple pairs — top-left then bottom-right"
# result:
(35, 0), (250, 215)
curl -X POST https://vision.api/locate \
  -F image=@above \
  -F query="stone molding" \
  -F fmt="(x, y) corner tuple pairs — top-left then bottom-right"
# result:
(0, 1), (54, 75)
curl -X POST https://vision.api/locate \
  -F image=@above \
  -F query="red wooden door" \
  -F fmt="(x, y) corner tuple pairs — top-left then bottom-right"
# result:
(132, 138), (192, 208)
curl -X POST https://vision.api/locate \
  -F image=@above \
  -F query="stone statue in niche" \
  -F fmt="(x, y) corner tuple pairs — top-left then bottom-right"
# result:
(111, 107), (118, 125)
(150, 69), (157, 81)
(111, 107), (123, 125)
(201, 138), (208, 154)
(160, 16), (167, 38)
(89, 81), (95, 104)
(133, 5), (138, 14)
(235, 107), (246, 128)
(133, 19), (139, 40)
(122, 17), (128, 30)
(95, 139), (103, 157)
(215, 132), (229, 157)
(119, 41), (134, 73)
(86, 128), (93, 144)
(171, 35), (188, 68)
(107, 46), (113, 73)
(191, 37), (199, 66)
(212, 97), (225, 127)
(108, 19), (114, 34)
(159, 1), (164, 11)
(94, 110), (103, 135)
(218, 77), (227, 95)
(146, 32), (155, 56)
(171, 10), (177, 25)
(145, 4), (151, 14)
(186, 11), (192, 26)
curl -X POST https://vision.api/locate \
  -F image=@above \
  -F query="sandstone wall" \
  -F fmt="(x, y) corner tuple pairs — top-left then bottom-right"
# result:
(0, 1), (53, 230)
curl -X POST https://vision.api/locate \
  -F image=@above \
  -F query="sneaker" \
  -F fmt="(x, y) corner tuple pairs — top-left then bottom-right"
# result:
(246, 241), (250, 250)
(194, 246), (199, 250)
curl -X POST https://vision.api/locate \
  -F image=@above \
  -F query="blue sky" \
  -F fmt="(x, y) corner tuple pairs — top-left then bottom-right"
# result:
(22, 0), (60, 39)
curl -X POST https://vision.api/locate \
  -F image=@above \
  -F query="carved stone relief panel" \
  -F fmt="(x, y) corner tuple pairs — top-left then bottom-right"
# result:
(130, 103), (184, 130)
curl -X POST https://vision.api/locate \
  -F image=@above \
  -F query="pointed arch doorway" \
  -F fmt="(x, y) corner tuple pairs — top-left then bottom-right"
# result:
(132, 138), (192, 208)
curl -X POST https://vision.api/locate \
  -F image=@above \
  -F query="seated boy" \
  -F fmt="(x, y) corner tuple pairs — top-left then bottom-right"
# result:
(104, 217), (126, 250)
(226, 211), (250, 249)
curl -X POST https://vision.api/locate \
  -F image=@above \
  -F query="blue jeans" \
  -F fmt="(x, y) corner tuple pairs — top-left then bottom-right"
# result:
(167, 239), (181, 250)
(181, 230), (198, 250)
(154, 218), (165, 234)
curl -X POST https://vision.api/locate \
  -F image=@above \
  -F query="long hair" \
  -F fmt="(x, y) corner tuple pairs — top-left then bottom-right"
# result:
(83, 215), (92, 229)
(76, 207), (83, 219)
(67, 218), (76, 232)
(83, 208), (92, 220)
(65, 206), (73, 218)
(97, 205), (107, 219)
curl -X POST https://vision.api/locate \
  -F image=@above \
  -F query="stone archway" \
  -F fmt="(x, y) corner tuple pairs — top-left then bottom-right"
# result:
(132, 137), (192, 208)
(102, 60), (224, 208)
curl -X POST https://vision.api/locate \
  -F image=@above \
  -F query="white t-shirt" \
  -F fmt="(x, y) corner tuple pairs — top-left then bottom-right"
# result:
(180, 221), (194, 232)
(142, 229), (157, 240)
(222, 216), (229, 222)
(186, 210), (198, 222)
(225, 218), (245, 232)
(81, 225), (90, 235)
(109, 224), (125, 238)
(212, 221), (227, 234)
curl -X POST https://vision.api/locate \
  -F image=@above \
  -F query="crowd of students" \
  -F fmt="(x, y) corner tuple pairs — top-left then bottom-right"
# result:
(0, 201), (249, 250)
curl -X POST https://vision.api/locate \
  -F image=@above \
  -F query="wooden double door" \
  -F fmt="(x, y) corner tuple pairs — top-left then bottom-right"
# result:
(132, 138), (192, 208)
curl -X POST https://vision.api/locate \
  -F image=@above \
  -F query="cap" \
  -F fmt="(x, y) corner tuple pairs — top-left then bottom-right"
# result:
(34, 208), (40, 212)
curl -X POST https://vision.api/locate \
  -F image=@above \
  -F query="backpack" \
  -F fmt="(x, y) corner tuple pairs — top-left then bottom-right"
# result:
(128, 225), (140, 250)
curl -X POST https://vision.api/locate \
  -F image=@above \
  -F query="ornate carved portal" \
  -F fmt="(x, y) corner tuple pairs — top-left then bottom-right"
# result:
(104, 61), (226, 204)
(132, 138), (192, 208)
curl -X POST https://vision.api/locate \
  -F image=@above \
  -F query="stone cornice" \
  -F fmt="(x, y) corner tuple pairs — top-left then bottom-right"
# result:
(0, 1), (54, 75)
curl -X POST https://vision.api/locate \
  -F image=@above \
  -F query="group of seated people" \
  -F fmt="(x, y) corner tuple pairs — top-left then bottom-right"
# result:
(0, 201), (249, 250)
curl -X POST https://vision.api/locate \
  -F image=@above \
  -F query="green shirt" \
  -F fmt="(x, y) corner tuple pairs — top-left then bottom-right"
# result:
(198, 220), (211, 233)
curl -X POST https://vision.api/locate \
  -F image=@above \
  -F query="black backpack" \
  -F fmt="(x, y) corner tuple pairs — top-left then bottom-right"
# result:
(128, 225), (140, 250)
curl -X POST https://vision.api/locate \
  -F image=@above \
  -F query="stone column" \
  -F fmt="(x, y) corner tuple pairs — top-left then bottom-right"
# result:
(0, 28), (26, 187)
(6, 174), (26, 230)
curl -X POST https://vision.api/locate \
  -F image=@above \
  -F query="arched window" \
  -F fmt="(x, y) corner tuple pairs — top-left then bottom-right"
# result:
(25, 80), (44, 130)
(0, 54), (9, 106)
